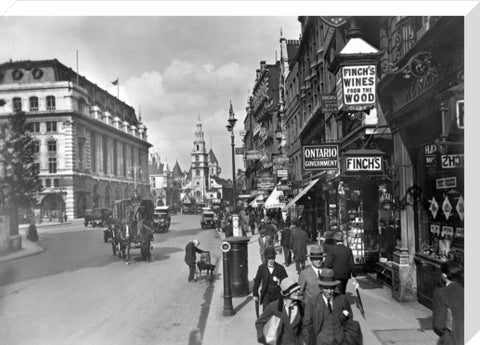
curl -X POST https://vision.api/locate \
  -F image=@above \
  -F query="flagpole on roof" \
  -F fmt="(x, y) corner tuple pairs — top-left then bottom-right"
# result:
(76, 50), (79, 85)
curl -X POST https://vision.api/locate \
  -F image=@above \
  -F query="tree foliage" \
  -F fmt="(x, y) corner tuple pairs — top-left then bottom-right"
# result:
(0, 111), (43, 212)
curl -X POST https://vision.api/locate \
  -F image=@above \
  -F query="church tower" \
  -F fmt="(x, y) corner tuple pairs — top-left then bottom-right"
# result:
(191, 116), (209, 204)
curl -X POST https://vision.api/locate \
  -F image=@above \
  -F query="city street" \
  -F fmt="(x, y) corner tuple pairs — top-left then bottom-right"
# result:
(0, 214), (221, 345)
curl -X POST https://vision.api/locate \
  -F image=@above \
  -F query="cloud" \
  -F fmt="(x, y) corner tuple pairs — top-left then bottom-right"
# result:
(122, 59), (250, 175)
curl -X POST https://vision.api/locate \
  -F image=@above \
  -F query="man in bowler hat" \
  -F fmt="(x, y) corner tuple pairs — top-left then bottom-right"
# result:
(324, 230), (357, 295)
(299, 246), (327, 303)
(302, 269), (357, 345)
(253, 247), (288, 311)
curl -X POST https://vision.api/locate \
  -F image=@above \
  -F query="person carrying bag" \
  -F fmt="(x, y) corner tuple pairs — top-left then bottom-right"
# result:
(255, 277), (305, 345)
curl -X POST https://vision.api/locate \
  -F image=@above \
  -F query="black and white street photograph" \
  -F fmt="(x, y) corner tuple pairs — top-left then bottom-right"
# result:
(0, 2), (476, 345)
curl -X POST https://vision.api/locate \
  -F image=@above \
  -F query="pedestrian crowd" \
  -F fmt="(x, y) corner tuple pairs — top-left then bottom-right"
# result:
(181, 203), (463, 345)
(254, 231), (362, 345)
(252, 224), (464, 345)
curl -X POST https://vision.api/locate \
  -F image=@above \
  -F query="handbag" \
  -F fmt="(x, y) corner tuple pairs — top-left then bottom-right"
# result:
(263, 315), (282, 345)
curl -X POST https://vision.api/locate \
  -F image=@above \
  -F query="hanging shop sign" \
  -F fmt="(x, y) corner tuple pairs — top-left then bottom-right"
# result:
(456, 227), (464, 238)
(246, 150), (262, 160)
(436, 176), (457, 190)
(321, 94), (338, 113)
(345, 156), (382, 172)
(337, 65), (376, 111)
(235, 147), (245, 155)
(441, 153), (464, 169)
(303, 144), (339, 170)
(277, 169), (288, 178)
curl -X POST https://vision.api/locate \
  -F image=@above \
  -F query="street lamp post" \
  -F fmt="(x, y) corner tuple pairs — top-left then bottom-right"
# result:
(226, 101), (237, 212)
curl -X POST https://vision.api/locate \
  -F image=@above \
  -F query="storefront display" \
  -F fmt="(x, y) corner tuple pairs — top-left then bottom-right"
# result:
(414, 141), (464, 308)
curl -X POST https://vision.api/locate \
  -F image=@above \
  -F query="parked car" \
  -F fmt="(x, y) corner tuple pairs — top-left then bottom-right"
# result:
(153, 206), (171, 233)
(84, 208), (112, 228)
(200, 211), (215, 229)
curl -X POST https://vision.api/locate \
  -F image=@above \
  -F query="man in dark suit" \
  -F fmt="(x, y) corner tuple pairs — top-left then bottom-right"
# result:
(432, 261), (464, 345)
(299, 246), (326, 303)
(302, 268), (356, 345)
(290, 224), (308, 274)
(253, 247), (288, 311)
(184, 239), (204, 282)
(324, 230), (357, 295)
(322, 230), (337, 255)
(280, 224), (292, 266)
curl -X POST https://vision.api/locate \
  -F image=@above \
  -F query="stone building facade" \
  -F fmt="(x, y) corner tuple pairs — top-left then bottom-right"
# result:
(0, 59), (151, 220)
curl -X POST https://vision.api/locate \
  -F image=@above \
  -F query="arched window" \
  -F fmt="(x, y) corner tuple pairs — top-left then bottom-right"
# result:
(29, 96), (39, 112)
(46, 96), (56, 111)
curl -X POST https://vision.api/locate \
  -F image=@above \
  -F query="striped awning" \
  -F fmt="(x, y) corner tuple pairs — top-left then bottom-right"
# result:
(286, 178), (320, 208)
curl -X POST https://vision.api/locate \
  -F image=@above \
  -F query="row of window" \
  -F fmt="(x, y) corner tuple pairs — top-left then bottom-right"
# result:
(12, 96), (56, 113)
(27, 121), (58, 133)
(32, 139), (57, 154)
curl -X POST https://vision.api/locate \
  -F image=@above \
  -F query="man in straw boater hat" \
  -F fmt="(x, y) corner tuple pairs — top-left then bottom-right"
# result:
(302, 268), (361, 345)
(324, 230), (357, 295)
(255, 277), (305, 345)
(298, 246), (327, 303)
(253, 247), (288, 312)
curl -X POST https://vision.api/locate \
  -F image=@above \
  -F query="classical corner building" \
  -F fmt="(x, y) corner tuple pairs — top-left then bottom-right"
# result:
(0, 59), (152, 220)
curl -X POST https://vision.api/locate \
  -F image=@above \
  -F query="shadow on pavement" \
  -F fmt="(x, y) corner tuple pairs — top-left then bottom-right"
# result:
(151, 246), (182, 261)
(234, 295), (253, 314)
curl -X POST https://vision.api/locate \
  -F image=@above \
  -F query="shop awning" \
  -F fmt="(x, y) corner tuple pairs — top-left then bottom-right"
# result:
(249, 194), (264, 208)
(286, 178), (320, 208)
(264, 187), (286, 210)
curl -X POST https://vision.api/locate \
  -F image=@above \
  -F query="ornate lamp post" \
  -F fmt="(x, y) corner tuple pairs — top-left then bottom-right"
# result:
(226, 101), (237, 211)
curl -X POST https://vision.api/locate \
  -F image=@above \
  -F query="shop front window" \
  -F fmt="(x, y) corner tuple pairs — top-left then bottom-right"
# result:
(416, 143), (464, 264)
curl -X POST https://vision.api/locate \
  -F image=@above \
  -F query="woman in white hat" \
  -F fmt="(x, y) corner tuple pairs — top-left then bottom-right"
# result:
(255, 276), (305, 345)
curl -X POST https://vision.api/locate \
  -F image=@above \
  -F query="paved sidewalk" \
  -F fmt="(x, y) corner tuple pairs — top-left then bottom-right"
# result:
(203, 230), (436, 345)
(0, 219), (82, 264)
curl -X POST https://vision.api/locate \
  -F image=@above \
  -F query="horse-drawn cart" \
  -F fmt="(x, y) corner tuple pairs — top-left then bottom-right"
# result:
(110, 198), (155, 263)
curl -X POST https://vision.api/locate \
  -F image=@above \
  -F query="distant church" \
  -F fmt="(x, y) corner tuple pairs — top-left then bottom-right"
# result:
(187, 116), (221, 205)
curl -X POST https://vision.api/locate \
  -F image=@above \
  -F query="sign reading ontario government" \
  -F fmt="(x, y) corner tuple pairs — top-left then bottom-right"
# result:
(303, 144), (339, 170)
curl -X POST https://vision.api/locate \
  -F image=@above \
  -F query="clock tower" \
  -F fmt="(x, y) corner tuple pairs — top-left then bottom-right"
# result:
(191, 116), (209, 204)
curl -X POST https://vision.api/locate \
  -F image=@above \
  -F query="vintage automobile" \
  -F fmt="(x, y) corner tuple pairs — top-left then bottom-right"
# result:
(200, 210), (215, 229)
(84, 208), (112, 228)
(152, 206), (171, 233)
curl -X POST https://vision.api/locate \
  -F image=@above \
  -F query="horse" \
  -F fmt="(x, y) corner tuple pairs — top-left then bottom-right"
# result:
(115, 203), (153, 264)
